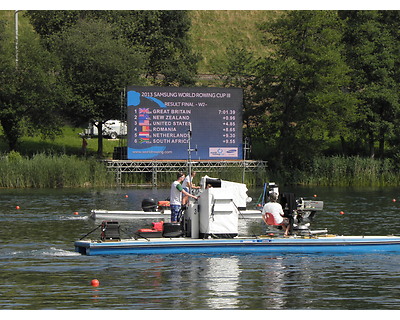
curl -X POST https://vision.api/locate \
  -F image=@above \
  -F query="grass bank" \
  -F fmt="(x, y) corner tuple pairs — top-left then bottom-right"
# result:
(298, 156), (400, 187)
(1, 153), (399, 188)
(0, 151), (268, 188)
(0, 126), (122, 158)
(189, 10), (278, 73)
(0, 152), (115, 188)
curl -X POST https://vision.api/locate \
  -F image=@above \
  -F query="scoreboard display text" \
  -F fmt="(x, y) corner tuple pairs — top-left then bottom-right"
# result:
(126, 86), (243, 160)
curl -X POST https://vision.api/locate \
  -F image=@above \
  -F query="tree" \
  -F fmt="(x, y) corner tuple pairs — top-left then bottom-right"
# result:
(26, 10), (199, 86)
(101, 10), (199, 86)
(50, 19), (146, 156)
(254, 11), (355, 170)
(340, 10), (400, 158)
(212, 43), (261, 158)
(0, 18), (66, 151)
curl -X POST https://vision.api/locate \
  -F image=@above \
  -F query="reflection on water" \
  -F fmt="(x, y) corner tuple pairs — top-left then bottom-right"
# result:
(2, 186), (400, 309)
(259, 256), (285, 309)
(204, 256), (240, 309)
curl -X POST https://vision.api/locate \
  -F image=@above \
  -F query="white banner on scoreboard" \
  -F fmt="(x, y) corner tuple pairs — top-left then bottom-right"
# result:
(209, 147), (239, 158)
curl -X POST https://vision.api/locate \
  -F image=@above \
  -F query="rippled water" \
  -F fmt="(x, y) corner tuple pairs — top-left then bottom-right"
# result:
(1, 186), (400, 310)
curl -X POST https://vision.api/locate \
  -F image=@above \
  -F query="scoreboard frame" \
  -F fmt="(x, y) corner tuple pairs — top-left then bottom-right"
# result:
(126, 86), (243, 160)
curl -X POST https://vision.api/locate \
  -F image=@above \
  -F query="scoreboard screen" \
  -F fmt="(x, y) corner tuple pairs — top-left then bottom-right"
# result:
(126, 86), (243, 160)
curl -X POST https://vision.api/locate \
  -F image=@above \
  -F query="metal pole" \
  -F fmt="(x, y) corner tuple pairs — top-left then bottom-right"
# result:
(187, 122), (192, 194)
(15, 10), (19, 68)
(242, 138), (247, 183)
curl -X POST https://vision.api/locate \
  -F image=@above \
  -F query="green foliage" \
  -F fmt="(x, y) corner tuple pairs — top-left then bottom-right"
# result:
(6, 150), (23, 162)
(204, 10), (400, 172)
(340, 11), (400, 158)
(122, 10), (199, 86)
(254, 11), (356, 170)
(49, 19), (146, 156)
(0, 152), (114, 188)
(51, 19), (145, 121)
(26, 10), (199, 86)
(301, 156), (399, 187)
(212, 44), (260, 143)
(0, 15), (66, 151)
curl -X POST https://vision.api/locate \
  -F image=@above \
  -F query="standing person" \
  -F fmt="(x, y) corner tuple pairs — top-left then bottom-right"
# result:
(262, 192), (290, 237)
(81, 137), (88, 156)
(182, 171), (198, 190)
(182, 171), (200, 205)
(170, 172), (198, 223)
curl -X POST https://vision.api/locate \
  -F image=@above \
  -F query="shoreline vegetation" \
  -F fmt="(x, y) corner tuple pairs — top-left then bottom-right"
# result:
(0, 152), (114, 188)
(1, 152), (400, 188)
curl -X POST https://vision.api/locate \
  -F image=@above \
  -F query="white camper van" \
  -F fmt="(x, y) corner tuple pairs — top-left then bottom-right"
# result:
(82, 120), (127, 139)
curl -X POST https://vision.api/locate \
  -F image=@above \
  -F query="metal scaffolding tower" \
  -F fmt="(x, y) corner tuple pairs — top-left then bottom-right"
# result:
(104, 160), (268, 186)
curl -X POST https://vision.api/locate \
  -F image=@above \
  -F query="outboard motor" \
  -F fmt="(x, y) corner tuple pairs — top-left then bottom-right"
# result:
(100, 221), (120, 241)
(261, 182), (325, 236)
(142, 198), (157, 212)
(280, 193), (297, 234)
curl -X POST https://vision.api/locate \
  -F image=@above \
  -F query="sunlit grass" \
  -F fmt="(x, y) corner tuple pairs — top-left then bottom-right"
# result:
(188, 10), (278, 73)
(0, 126), (123, 158)
(301, 156), (400, 187)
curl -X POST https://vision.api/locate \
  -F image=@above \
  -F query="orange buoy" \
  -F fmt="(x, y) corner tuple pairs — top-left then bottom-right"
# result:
(340, 211), (345, 215)
(125, 195), (129, 198)
(73, 212), (79, 215)
(314, 194), (317, 198)
(392, 199), (396, 203)
(91, 279), (100, 287)
(16, 206), (20, 210)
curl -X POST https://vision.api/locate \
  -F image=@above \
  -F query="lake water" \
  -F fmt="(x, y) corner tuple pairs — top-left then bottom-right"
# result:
(1, 185), (400, 310)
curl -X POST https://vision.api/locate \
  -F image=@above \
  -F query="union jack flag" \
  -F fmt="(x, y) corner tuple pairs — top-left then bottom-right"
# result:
(139, 108), (150, 114)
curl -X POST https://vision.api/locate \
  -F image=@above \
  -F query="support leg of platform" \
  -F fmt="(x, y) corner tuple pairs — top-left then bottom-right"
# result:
(116, 167), (122, 185)
(152, 167), (157, 187)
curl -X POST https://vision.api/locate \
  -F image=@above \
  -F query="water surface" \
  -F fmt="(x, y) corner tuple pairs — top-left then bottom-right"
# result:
(1, 185), (400, 309)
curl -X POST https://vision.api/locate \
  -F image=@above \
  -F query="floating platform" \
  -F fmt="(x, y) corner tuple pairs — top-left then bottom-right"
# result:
(74, 235), (400, 256)
(89, 209), (262, 220)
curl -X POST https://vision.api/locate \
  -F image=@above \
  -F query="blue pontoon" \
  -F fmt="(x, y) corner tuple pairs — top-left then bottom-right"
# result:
(75, 235), (400, 256)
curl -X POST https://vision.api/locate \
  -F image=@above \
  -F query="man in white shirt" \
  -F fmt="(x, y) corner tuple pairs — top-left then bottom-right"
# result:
(170, 172), (198, 223)
(182, 171), (200, 205)
(262, 192), (290, 236)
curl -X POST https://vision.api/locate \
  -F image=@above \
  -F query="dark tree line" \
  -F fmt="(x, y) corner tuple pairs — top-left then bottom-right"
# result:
(218, 10), (400, 171)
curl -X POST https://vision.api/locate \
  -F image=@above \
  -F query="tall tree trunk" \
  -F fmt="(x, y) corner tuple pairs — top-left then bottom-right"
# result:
(0, 116), (21, 151)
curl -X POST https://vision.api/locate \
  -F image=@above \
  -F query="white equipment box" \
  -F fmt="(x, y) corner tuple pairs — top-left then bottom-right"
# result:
(198, 187), (239, 238)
